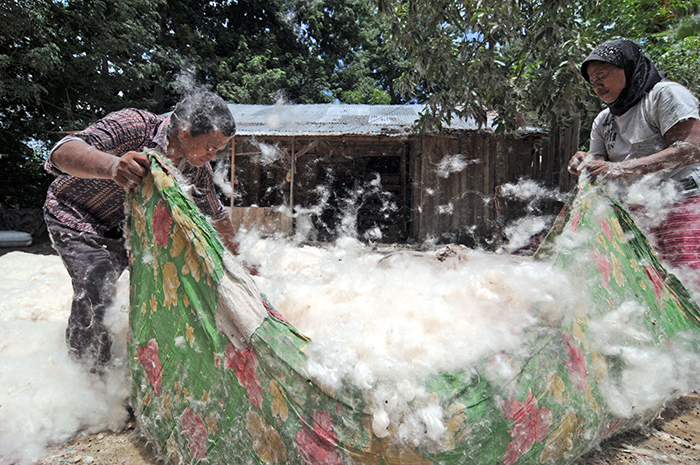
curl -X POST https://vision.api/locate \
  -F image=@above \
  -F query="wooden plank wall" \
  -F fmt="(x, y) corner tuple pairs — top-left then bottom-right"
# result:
(230, 206), (293, 234)
(230, 124), (579, 244)
(411, 124), (578, 244)
(411, 133), (501, 243)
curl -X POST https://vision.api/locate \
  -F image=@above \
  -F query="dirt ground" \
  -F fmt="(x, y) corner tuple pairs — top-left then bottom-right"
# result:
(33, 392), (700, 465)
(7, 242), (700, 465)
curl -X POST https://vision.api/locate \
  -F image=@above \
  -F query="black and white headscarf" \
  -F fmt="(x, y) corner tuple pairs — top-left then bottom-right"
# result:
(581, 39), (666, 116)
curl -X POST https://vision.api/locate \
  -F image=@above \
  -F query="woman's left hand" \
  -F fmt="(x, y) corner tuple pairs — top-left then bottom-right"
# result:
(569, 152), (623, 180)
(584, 159), (625, 179)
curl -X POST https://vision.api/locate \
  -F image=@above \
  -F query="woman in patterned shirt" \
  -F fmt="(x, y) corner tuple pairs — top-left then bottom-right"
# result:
(44, 90), (239, 373)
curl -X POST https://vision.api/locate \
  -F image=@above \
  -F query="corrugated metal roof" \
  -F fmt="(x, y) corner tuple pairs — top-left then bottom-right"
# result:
(228, 103), (501, 137)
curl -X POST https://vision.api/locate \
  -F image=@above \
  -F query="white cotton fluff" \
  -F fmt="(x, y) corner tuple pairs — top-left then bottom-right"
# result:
(0, 253), (131, 465)
(7, 204), (700, 461)
(499, 179), (565, 203)
(598, 347), (681, 419)
(503, 215), (553, 252)
(625, 174), (681, 229)
(238, 227), (700, 447)
(417, 403), (446, 442)
(371, 408), (391, 438)
(587, 301), (654, 354)
(436, 154), (476, 179)
(353, 361), (375, 390)
(241, 235), (590, 446)
(0, 252), (73, 321)
(588, 301), (700, 419)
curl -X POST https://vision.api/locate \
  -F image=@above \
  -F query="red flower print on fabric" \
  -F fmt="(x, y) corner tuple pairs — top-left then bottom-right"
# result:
(224, 344), (264, 409)
(562, 331), (587, 391)
(644, 265), (665, 305)
(591, 250), (611, 289)
(137, 339), (162, 396)
(152, 199), (173, 247)
(501, 389), (552, 465)
(599, 418), (623, 442)
(600, 218), (612, 241)
(571, 210), (581, 232)
(181, 407), (208, 459)
(295, 410), (343, 465)
(263, 298), (291, 324)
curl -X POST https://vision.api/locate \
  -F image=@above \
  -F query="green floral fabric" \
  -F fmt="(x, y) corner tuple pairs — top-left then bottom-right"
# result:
(127, 156), (700, 465)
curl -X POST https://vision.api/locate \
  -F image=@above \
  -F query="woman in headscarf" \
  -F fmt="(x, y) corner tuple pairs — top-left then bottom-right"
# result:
(568, 38), (700, 289)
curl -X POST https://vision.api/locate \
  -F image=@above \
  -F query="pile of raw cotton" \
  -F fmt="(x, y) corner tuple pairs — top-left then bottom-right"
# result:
(238, 234), (588, 444)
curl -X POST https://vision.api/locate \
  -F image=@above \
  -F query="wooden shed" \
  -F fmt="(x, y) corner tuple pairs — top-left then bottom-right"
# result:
(226, 104), (578, 246)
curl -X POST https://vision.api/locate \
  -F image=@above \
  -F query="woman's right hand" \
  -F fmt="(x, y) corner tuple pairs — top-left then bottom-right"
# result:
(568, 151), (590, 175)
(111, 151), (151, 193)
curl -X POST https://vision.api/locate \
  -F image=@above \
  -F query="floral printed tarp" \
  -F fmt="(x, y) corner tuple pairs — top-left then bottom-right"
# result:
(127, 155), (700, 465)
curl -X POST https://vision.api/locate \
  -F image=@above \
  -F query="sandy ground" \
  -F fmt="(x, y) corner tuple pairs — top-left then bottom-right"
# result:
(35, 393), (700, 465)
(5, 243), (700, 465)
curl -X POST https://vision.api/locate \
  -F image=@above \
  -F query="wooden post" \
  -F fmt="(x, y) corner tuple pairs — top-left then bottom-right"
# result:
(290, 137), (296, 209)
(230, 136), (236, 209)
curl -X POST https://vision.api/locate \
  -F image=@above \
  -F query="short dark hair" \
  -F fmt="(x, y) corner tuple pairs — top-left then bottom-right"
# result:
(170, 90), (236, 138)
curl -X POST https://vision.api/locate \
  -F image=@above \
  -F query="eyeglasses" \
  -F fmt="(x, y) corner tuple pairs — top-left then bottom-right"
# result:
(589, 72), (610, 87)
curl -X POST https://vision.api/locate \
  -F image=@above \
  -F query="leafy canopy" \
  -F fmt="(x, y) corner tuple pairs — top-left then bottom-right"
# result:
(0, 0), (407, 209)
(377, 0), (700, 132)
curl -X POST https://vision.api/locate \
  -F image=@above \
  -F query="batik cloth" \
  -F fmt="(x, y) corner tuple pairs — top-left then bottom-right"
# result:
(128, 155), (700, 465)
(44, 108), (227, 236)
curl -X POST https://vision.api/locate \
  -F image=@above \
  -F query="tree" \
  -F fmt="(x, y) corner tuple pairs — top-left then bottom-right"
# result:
(1, 0), (412, 211)
(0, 0), (59, 209)
(155, 0), (410, 105)
(0, 0), (164, 209)
(377, 0), (700, 133)
(294, 0), (409, 104)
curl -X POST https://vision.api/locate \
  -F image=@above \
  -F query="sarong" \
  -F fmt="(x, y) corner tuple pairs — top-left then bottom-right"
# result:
(650, 195), (700, 288)
(127, 155), (700, 465)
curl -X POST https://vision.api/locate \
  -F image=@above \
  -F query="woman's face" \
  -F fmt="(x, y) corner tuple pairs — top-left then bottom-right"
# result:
(587, 61), (626, 104)
(171, 128), (230, 167)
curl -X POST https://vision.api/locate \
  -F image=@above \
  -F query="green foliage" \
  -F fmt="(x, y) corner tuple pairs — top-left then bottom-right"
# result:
(152, 0), (407, 105)
(341, 88), (392, 104)
(642, 13), (700, 96)
(378, 0), (597, 131)
(4, 0), (698, 212)
(378, 0), (700, 134)
(216, 55), (290, 104)
(648, 35), (700, 96)
(677, 15), (700, 39)
(1, 0), (407, 210)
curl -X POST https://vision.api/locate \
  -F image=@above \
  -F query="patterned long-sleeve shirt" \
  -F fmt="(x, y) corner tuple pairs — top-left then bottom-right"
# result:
(44, 108), (228, 235)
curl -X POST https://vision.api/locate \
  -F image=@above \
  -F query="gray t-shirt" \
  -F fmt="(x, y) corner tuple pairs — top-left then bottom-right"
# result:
(589, 81), (700, 191)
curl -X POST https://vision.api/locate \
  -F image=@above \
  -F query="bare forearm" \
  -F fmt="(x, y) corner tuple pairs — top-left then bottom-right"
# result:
(51, 139), (151, 191)
(51, 139), (119, 179)
(615, 143), (700, 176)
(578, 119), (700, 179)
(618, 118), (700, 176)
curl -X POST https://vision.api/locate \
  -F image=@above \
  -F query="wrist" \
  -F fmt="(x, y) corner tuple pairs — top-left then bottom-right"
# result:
(622, 158), (657, 177)
(107, 155), (120, 179)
